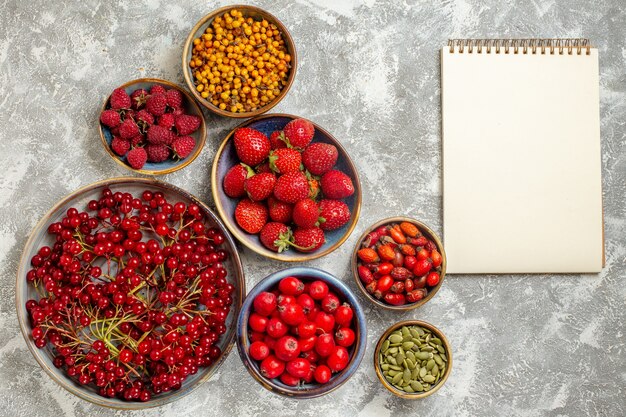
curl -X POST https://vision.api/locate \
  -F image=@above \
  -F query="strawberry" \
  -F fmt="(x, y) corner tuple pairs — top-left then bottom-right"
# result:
(256, 162), (272, 173)
(146, 144), (170, 162)
(127, 147), (147, 170)
(165, 89), (183, 109)
(157, 113), (175, 129)
(260, 222), (292, 252)
(267, 196), (293, 223)
(269, 148), (302, 174)
(110, 88), (131, 110)
(146, 93), (167, 116)
(150, 85), (167, 95)
(235, 199), (268, 234)
(273, 171), (310, 204)
(147, 125), (174, 145)
(292, 199), (320, 228)
(136, 110), (154, 128)
(175, 114), (201, 135)
(130, 88), (148, 110)
(320, 170), (354, 199)
(283, 118), (315, 149)
(234, 127), (270, 166)
(111, 137), (130, 156)
(244, 172), (276, 201)
(269, 130), (287, 150)
(302, 143), (338, 176)
(291, 227), (325, 253)
(318, 199), (351, 231)
(119, 119), (140, 139)
(172, 136), (196, 159)
(223, 164), (250, 198)
(100, 109), (121, 128)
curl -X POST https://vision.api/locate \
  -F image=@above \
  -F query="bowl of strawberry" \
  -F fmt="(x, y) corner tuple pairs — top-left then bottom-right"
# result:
(236, 267), (367, 398)
(211, 114), (361, 262)
(99, 78), (206, 175)
(352, 217), (447, 310)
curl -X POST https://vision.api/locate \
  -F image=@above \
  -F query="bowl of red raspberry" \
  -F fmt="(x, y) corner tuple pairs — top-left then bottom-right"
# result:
(236, 267), (367, 398)
(211, 114), (362, 262)
(99, 78), (206, 175)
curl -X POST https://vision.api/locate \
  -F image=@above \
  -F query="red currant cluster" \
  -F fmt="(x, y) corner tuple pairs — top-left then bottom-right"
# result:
(25, 187), (236, 402)
(247, 277), (356, 386)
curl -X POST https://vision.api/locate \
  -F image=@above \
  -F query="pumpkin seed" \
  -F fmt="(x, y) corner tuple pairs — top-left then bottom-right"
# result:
(385, 376), (393, 383)
(381, 340), (390, 351)
(405, 358), (416, 370)
(387, 347), (398, 355)
(420, 345), (434, 352)
(403, 369), (411, 383)
(387, 369), (399, 377)
(422, 375), (436, 383)
(405, 350), (415, 362)
(433, 354), (444, 366)
(404, 385), (415, 393)
(389, 334), (403, 344)
(388, 356), (397, 365)
(436, 345), (446, 354)
(419, 367), (427, 378)
(402, 341), (414, 350)
(416, 351), (431, 360)
(389, 364), (402, 371)
(431, 337), (442, 345)
(411, 367), (419, 379)
(401, 326), (411, 338)
(426, 359), (435, 370)
(432, 365), (439, 376)
(396, 352), (405, 364)
(410, 380), (424, 392)
(381, 364), (390, 371)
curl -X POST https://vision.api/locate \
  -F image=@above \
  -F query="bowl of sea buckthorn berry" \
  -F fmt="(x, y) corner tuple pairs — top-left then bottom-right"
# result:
(183, 6), (296, 117)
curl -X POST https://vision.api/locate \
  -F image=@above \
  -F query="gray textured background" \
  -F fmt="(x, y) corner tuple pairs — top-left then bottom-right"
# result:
(0, 0), (624, 416)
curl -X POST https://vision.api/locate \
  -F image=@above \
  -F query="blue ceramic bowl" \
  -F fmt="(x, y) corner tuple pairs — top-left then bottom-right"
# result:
(211, 114), (362, 261)
(236, 267), (367, 398)
(99, 78), (207, 175)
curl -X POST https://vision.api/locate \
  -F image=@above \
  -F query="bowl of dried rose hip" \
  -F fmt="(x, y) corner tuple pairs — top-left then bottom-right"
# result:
(352, 217), (446, 310)
(99, 78), (206, 175)
(183, 6), (296, 118)
(16, 177), (244, 409)
(211, 114), (361, 261)
(236, 267), (367, 398)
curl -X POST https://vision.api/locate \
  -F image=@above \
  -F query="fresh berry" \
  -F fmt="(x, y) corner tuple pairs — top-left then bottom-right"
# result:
(318, 200), (350, 231)
(235, 199), (268, 234)
(320, 170), (354, 199)
(283, 118), (315, 149)
(244, 172), (276, 201)
(130, 134), (144, 146)
(135, 109), (154, 127)
(127, 147), (147, 170)
(269, 148), (301, 174)
(174, 114), (201, 135)
(165, 89), (183, 109)
(172, 135), (196, 159)
(146, 93), (167, 116)
(119, 119), (140, 139)
(100, 109), (121, 128)
(292, 199), (320, 228)
(110, 88), (131, 109)
(273, 172), (310, 204)
(146, 144), (170, 162)
(130, 88), (148, 110)
(147, 125), (174, 145)
(269, 130), (287, 149)
(233, 127), (271, 166)
(260, 222), (291, 252)
(253, 292), (277, 316)
(157, 113), (175, 129)
(223, 164), (250, 198)
(292, 227), (325, 252)
(111, 137), (130, 156)
(302, 143), (338, 176)
(268, 196), (293, 223)
(150, 85), (167, 95)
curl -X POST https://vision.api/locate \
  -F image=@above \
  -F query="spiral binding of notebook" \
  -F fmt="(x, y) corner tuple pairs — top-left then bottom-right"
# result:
(447, 38), (592, 55)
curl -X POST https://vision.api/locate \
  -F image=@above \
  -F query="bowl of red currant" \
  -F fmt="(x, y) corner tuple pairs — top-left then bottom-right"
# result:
(236, 267), (367, 398)
(16, 177), (245, 409)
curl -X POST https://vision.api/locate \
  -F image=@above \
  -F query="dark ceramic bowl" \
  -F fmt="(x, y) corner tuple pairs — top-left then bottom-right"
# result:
(352, 217), (446, 311)
(99, 78), (207, 175)
(182, 5), (297, 118)
(211, 114), (362, 262)
(236, 267), (367, 398)
(16, 178), (244, 409)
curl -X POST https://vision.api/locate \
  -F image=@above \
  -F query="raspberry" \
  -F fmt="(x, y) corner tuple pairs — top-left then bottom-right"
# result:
(119, 119), (140, 139)
(136, 110), (154, 127)
(100, 109), (121, 128)
(172, 136), (196, 159)
(165, 89), (183, 109)
(130, 88), (148, 110)
(146, 144), (170, 162)
(174, 114), (201, 135)
(150, 85), (166, 95)
(130, 134), (145, 146)
(146, 93), (167, 116)
(157, 113), (175, 129)
(111, 137), (130, 156)
(127, 147), (147, 169)
(110, 88), (131, 110)
(147, 125), (174, 145)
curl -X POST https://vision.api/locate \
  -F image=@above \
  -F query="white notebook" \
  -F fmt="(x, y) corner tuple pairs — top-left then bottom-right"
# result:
(441, 39), (603, 274)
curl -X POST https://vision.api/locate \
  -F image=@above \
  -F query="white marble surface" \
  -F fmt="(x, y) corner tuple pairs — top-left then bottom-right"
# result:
(0, 0), (624, 416)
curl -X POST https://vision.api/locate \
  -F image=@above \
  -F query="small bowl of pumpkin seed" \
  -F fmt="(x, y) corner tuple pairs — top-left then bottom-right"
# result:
(374, 320), (452, 399)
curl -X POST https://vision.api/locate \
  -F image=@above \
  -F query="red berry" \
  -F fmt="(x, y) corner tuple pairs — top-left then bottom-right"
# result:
(320, 170), (355, 199)
(119, 119), (140, 139)
(130, 88), (148, 109)
(334, 304), (353, 327)
(298, 335), (317, 352)
(431, 250), (443, 268)
(309, 280), (329, 300)
(426, 271), (440, 287)
(321, 293), (340, 313)
(266, 317), (288, 338)
(296, 321), (316, 338)
(127, 148), (147, 170)
(110, 88), (131, 109)
(244, 172), (276, 201)
(172, 135), (196, 159)
(100, 109), (121, 128)
(147, 125), (174, 145)
(259, 355), (285, 379)
(157, 113), (175, 129)
(267, 196), (293, 223)
(223, 164), (250, 198)
(286, 358), (311, 378)
(278, 277), (305, 296)
(283, 118), (315, 149)
(314, 311), (335, 334)
(174, 114), (202, 135)
(249, 313), (269, 332)
(146, 144), (170, 162)
(249, 341), (270, 361)
(165, 89), (183, 109)
(259, 222), (291, 253)
(335, 327), (355, 347)
(233, 127), (270, 166)
(314, 364), (331, 383)
(302, 143), (338, 176)
(280, 372), (300, 386)
(235, 199), (268, 234)
(111, 137), (130, 156)
(150, 85), (166, 95)
(269, 148), (302, 174)
(273, 171), (310, 204)
(384, 293), (406, 306)
(413, 259), (432, 277)
(292, 199), (320, 228)
(292, 227), (325, 253)
(269, 130), (287, 149)
(326, 346), (349, 372)
(253, 291), (277, 316)
(318, 199), (351, 231)
(277, 294), (296, 306)
(278, 303), (305, 326)
(274, 336), (300, 361)
(146, 93), (167, 116)
(315, 333), (335, 357)
(296, 294), (316, 314)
